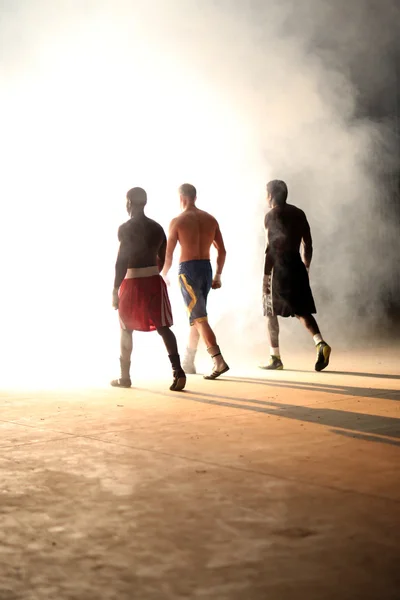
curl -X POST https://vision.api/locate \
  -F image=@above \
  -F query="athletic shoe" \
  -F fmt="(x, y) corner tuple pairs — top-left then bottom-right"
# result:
(315, 342), (331, 372)
(259, 356), (283, 370)
(170, 369), (186, 391)
(110, 378), (132, 388)
(204, 361), (230, 380)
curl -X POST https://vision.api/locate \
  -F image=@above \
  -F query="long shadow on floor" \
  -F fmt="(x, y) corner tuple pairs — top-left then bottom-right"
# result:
(330, 429), (400, 447)
(223, 376), (400, 402)
(180, 390), (400, 441)
(284, 370), (400, 381)
(138, 385), (400, 443)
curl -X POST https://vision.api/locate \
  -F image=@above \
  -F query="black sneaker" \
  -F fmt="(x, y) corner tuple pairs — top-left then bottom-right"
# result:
(170, 369), (186, 391)
(315, 342), (331, 372)
(259, 356), (283, 370)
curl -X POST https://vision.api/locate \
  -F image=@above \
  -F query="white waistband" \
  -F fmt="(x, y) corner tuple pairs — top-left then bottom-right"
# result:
(125, 266), (159, 279)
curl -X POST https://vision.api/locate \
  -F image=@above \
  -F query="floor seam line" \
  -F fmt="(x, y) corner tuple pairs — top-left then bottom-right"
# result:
(80, 433), (400, 505)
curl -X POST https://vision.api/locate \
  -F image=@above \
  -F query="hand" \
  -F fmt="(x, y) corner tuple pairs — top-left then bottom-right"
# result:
(162, 272), (171, 286)
(212, 274), (222, 289)
(112, 288), (119, 310)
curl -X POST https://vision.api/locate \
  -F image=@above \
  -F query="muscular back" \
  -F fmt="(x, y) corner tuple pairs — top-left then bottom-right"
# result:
(174, 208), (218, 262)
(118, 216), (166, 268)
(264, 203), (313, 272)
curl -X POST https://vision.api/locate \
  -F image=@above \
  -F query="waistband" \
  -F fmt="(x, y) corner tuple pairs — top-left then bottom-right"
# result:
(125, 266), (159, 279)
(179, 259), (211, 267)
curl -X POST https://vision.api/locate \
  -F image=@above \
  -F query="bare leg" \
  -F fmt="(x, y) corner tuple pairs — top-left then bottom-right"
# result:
(267, 316), (280, 349)
(296, 314), (320, 337)
(296, 314), (331, 372)
(194, 320), (217, 349)
(194, 320), (229, 379)
(120, 329), (133, 370)
(111, 329), (133, 388)
(259, 316), (283, 370)
(188, 325), (200, 350)
(156, 326), (178, 355)
(156, 326), (186, 391)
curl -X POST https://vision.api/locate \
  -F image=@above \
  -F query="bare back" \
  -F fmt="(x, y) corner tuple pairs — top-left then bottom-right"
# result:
(118, 216), (166, 268)
(114, 215), (167, 290)
(264, 203), (313, 271)
(175, 208), (218, 262)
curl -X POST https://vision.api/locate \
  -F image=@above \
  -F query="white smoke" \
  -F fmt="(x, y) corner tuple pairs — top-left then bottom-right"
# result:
(0, 0), (398, 385)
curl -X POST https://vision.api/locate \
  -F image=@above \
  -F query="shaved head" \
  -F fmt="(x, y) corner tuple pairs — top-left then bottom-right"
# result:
(127, 187), (147, 207)
(179, 183), (197, 201)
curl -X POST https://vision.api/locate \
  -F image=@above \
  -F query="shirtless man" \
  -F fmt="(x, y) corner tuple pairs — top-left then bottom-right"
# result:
(261, 179), (331, 371)
(111, 187), (186, 391)
(162, 183), (229, 379)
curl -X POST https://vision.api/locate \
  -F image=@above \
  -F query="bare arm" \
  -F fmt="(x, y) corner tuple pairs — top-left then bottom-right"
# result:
(161, 218), (178, 278)
(211, 223), (226, 289)
(264, 236), (274, 275)
(301, 215), (313, 270)
(264, 214), (273, 276)
(157, 236), (167, 273)
(114, 226), (129, 290)
(212, 223), (226, 275)
(112, 226), (129, 309)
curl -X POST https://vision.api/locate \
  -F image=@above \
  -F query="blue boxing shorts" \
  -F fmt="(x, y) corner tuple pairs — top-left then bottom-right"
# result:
(178, 260), (213, 325)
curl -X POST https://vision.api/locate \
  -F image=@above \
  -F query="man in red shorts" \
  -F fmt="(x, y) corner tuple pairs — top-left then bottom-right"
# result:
(111, 187), (186, 391)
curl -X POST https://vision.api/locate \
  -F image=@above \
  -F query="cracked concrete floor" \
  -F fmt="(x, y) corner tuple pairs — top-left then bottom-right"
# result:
(1, 348), (399, 600)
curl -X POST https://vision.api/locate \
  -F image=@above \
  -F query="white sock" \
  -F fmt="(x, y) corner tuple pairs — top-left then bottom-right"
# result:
(270, 347), (280, 357)
(207, 345), (227, 370)
(184, 347), (197, 360)
(313, 334), (323, 345)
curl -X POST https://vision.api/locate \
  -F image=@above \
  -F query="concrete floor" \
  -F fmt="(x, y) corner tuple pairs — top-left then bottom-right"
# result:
(1, 348), (400, 599)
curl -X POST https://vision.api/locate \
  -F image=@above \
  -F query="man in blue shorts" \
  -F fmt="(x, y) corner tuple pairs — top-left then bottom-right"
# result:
(162, 183), (229, 379)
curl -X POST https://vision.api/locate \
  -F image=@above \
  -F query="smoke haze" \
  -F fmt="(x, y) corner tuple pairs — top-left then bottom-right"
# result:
(0, 0), (399, 385)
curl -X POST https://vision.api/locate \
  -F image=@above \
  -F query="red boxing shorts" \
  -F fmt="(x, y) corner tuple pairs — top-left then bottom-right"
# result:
(118, 267), (173, 332)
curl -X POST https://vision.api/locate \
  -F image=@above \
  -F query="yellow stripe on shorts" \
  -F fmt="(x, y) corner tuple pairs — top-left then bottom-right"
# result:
(179, 274), (197, 315)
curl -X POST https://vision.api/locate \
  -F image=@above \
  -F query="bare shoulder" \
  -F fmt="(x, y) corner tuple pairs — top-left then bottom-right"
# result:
(288, 203), (306, 218)
(119, 219), (131, 230)
(265, 209), (278, 228)
(195, 209), (219, 230)
(148, 219), (165, 238)
(169, 215), (180, 226)
(197, 208), (217, 220)
(118, 220), (130, 240)
(174, 209), (218, 232)
(167, 216), (180, 235)
(172, 213), (189, 234)
(146, 216), (163, 230)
